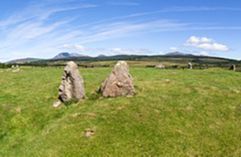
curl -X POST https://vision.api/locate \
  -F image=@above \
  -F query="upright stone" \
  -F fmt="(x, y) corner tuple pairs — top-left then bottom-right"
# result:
(11, 64), (20, 73)
(55, 61), (85, 106)
(188, 62), (193, 69)
(99, 61), (135, 97)
(230, 64), (236, 71)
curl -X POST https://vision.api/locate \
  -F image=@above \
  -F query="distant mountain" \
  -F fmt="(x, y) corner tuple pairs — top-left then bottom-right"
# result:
(97, 54), (107, 57)
(165, 51), (193, 56)
(5, 52), (240, 65)
(52, 52), (90, 60)
(7, 58), (41, 64)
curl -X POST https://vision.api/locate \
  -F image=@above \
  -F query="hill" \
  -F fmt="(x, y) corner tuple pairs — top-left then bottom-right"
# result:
(7, 58), (41, 64)
(165, 51), (193, 56)
(6, 53), (241, 70)
(53, 52), (90, 60)
(28, 54), (241, 69)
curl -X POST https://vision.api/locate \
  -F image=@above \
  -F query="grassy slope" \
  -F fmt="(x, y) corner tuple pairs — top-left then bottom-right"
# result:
(0, 67), (241, 157)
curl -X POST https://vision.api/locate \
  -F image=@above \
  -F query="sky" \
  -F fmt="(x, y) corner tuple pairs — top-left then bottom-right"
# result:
(0, 0), (241, 61)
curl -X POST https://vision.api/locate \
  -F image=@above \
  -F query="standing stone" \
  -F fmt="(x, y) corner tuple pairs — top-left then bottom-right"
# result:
(230, 64), (236, 71)
(54, 61), (85, 107)
(188, 62), (193, 69)
(99, 61), (135, 97)
(11, 65), (20, 73)
(155, 64), (165, 69)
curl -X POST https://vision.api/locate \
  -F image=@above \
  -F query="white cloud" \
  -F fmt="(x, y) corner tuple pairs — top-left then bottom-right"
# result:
(199, 51), (209, 56)
(169, 47), (178, 51)
(59, 46), (155, 56)
(62, 44), (87, 52)
(108, 48), (154, 55)
(0, 2), (96, 28)
(186, 36), (229, 51)
(90, 48), (155, 56)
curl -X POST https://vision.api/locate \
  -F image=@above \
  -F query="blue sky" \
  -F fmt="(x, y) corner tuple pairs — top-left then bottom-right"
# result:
(0, 0), (241, 61)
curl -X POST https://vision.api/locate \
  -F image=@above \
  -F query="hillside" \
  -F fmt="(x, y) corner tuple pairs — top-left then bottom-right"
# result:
(0, 67), (240, 156)
(53, 52), (90, 60)
(7, 58), (41, 64)
(7, 53), (240, 70)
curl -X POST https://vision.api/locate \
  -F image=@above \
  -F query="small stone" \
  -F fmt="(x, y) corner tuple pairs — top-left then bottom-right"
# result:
(155, 64), (165, 69)
(84, 128), (95, 138)
(53, 100), (62, 108)
(164, 79), (171, 83)
(15, 107), (22, 113)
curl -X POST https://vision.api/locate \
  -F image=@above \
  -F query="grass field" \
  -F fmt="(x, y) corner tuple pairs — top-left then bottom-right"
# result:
(0, 66), (241, 156)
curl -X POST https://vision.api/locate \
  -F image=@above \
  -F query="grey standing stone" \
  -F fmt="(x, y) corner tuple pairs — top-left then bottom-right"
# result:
(230, 64), (236, 71)
(54, 61), (85, 107)
(11, 65), (20, 73)
(99, 61), (135, 97)
(188, 62), (193, 69)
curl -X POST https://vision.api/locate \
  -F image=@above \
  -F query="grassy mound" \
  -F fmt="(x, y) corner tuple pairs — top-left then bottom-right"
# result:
(0, 67), (241, 156)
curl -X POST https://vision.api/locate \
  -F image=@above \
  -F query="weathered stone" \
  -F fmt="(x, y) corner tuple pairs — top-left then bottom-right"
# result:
(99, 61), (135, 97)
(56, 61), (85, 105)
(188, 62), (193, 69)
(155, 64), (165, 69)
(230, 64), (236, 71)
(84, 128), (95, 138)
(11, 65), (20, 73)
(53, 100), (62, 108)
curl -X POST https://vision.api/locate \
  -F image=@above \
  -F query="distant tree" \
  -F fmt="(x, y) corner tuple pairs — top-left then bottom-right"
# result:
(0, 63), (11, 68)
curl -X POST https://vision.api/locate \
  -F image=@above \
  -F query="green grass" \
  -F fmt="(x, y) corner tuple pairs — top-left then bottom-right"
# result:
(0, 67), (241, 156)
